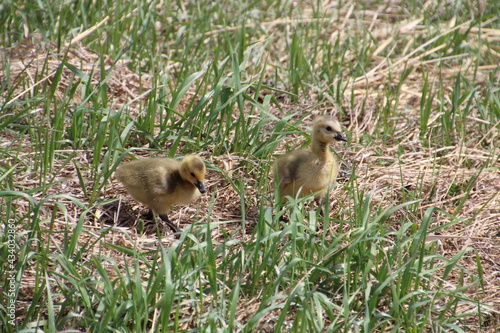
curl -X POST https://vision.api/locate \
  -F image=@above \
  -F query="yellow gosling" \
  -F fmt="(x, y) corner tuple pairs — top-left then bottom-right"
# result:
(115, 155), (206, 232)
(273, 115), (347, 203)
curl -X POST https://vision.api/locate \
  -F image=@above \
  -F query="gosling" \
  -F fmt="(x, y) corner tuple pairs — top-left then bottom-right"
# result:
(115, 155), (206, 232)
(273, 115), (347, 203)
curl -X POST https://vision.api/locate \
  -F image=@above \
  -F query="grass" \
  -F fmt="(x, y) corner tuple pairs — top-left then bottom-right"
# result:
(1, 0), (500, 332)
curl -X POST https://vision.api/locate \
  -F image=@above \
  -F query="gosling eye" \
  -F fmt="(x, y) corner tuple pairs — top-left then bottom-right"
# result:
(190, 172), (196, 178)
(326, 126), (333, 131)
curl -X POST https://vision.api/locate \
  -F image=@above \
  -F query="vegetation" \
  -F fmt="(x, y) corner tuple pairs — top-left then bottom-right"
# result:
(1, 0), (499, 332)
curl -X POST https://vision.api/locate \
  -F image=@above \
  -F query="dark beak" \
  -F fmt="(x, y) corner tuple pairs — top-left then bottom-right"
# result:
(335, 132), (348, 142)
(195, 181), (206, 194)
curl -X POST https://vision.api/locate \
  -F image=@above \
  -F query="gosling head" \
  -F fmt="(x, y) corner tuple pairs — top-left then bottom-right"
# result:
(180, 155), (206, 194)
(312, 116), (347, 143)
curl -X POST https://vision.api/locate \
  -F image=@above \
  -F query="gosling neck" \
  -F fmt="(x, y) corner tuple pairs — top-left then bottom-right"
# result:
(311, 136), (330, 158)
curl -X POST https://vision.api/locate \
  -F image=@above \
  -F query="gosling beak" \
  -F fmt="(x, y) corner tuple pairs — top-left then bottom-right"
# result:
(335, 132), (348, 142)
(195, 181), (206, 194)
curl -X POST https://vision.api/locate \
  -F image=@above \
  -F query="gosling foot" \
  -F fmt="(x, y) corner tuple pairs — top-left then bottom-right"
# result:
(158, 213), (181, 234)
(279, 215), (289, 223)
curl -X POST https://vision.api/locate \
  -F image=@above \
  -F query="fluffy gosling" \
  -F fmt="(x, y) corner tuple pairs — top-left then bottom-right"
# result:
(273, 115), (347, 203)
(115, 155), (206, 232)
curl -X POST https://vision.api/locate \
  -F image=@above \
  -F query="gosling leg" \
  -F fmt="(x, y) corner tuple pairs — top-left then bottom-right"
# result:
(146, 209), (155, 221)
(315, 196), (326, 217)
(158, 213), (180, 233)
